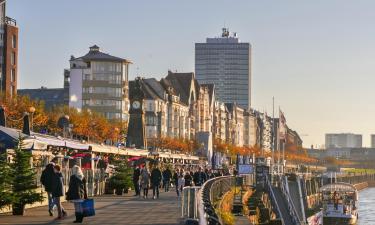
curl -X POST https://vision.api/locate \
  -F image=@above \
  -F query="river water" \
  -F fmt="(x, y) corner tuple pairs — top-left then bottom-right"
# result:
(358, 187), (375, 225)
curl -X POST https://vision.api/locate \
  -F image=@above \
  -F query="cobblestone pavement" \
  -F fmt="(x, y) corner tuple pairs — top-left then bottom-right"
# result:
(0, 191), (182, 225)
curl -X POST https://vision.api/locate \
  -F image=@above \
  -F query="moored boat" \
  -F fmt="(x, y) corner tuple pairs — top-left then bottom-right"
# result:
(320, 182), (358, 225)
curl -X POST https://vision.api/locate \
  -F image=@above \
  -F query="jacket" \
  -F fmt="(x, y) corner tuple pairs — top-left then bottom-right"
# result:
(66, 175), (87, 201)
(40, 163), (55, 192)
(162, 169), (172, 181)
(140, 169), (150, 188)
(133, 168), (141, 182)
(151, 168), (162, 185)
(193, 171), (207, 186)
(52, 172), (64, 197)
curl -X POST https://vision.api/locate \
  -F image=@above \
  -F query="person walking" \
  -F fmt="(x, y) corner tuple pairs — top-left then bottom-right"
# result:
(40, 161), (56, 216)
(162, 167), (172, 192)
(150, 165), (162, 199)
(140, 166), (150, 199)
(66, 165), (88, 223)
(132, 165), (141, 196)
(52, 165), (67, 220)
(184, 170), (193, 187)
(193, 167), (207, 186)
(177, 172), (185, 197)
(173, 168), (180, 196)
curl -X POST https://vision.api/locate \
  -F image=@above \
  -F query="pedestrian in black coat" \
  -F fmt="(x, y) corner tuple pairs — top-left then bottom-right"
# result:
(162, 167), (172, 192)
(52, 165), (67, 219)
(40, 162), (56, 216)
(150, 166), (162, 199)
(66, 165), (87, 223)
(193, 167), (207, 186)
(133, 166), (141, 196)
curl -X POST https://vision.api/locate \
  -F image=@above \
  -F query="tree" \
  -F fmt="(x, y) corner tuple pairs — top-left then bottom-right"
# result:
(108, 156), (133, 195)
(0, 152), (12, 210)
(10, 135), (44, 215)
(0, 94), (48, 132)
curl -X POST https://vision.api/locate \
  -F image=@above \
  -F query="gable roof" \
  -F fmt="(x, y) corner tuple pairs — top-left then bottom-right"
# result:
(165, 71), (195, 105)
(74, 45), (131, 63)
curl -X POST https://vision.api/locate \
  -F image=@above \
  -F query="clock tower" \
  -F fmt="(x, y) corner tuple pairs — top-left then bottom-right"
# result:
(127, 77), (146, 149)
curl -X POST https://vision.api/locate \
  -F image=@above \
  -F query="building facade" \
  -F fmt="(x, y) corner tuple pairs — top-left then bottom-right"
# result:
(0, 0), (18, 98)
(195, 28), (251, 109)
(325, 133), (362, 148)
(68, 45), (131, 121)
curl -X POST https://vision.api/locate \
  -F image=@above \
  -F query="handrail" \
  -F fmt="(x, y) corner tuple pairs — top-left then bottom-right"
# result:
(265, 174), (285, 225)
(281, 175), (305, 225)
(198, 176), (234, 225)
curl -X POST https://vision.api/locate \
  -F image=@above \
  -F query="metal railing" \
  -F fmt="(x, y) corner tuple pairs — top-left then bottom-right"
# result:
(280, 175), (305, 225)
(265, 174), (285, 225)
(197, 176), (235, 225)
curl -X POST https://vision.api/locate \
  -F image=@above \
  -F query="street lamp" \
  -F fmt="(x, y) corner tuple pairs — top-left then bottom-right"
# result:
(29, 106), (36, 131)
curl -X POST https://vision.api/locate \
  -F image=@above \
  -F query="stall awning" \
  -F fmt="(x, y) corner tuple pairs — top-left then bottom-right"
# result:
(0, 126), (47, 150)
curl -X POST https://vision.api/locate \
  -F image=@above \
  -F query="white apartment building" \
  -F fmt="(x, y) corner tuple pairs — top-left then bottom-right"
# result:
(68, 45), (131, 121)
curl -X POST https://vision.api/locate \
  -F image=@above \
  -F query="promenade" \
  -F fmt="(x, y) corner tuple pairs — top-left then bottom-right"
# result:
(0, 191), (181, 225)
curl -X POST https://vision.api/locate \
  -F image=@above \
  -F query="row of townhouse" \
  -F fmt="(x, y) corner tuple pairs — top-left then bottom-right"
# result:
(127, 71), (277, 159)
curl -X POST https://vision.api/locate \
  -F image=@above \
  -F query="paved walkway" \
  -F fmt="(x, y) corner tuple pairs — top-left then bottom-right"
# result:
(0, 191), (182, 225)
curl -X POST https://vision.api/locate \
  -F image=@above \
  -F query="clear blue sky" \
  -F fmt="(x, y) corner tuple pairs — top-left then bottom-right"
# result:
(8, 0), (375, 147)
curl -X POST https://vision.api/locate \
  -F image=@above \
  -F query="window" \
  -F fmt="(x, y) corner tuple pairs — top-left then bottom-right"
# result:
(10, 69), (15, 82)
(12, 35), (16, 48)
(11, 52), (15, 65)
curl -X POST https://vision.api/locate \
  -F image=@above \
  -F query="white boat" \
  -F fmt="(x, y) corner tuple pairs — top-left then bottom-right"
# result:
(320, 182), (358, 225)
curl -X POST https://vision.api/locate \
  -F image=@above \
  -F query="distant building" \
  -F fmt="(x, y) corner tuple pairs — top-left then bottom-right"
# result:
(0, 0), (18, 98)
(325, 133), (362, 148)
(371, 135), (375, 148)
(68, 45), (131, 121)
(18, 87), (68, 110)
(195, 28), (251, 109)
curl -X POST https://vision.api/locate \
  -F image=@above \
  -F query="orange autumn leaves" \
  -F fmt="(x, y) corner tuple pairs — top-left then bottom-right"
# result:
(0, 95), (126, 143)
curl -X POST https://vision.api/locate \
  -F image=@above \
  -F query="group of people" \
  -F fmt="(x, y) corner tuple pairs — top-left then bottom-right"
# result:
(132, 164), (226, 198)
(132, 164), (165, 199)
(41, 160), (88, 223)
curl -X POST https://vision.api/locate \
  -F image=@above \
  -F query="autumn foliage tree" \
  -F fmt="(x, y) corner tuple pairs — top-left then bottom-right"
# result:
(0, 95), (127, 144)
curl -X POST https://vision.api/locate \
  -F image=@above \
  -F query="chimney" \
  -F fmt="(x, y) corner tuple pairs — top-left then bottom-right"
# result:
(0, 106), (5, 127)
(22, 113), (30, 135)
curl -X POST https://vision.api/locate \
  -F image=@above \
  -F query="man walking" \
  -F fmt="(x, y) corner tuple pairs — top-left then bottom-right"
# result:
(133, 165), (141, 196)
(193, 167), (207, 187)
(40, 161), (56, 216)
(151, 165), (162, 199)
(162, 167), (172, 192)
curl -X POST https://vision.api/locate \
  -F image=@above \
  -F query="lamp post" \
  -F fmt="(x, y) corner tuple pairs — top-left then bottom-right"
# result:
(29, 106), (35, 132)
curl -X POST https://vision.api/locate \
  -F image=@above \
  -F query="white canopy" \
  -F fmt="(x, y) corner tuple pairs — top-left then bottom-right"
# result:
(320, 182), (357, 192)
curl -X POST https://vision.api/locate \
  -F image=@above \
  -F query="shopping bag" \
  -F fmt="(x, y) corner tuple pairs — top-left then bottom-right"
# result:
(81, 199), (95, 217)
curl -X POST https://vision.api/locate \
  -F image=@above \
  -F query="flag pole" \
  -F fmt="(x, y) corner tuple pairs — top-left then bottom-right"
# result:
(272, 97), (275, 182)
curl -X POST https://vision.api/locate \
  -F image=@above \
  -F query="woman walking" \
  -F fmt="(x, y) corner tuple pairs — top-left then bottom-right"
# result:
(140, 167), (150, 199)
(66, 165), (88, 223)
(52, 165), (67, 219)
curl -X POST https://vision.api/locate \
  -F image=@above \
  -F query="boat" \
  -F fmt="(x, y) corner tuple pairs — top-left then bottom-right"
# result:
(319, 182), (358, 225)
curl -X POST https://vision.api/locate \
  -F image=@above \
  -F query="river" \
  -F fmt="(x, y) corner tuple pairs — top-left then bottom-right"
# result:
(358, 187), (375, 225)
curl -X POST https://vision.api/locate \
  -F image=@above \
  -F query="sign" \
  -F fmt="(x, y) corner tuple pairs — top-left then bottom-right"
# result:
(238, 164), (254, 175)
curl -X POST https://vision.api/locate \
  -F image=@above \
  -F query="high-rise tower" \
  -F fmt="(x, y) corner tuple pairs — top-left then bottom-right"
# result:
(195, 28), (251, 109)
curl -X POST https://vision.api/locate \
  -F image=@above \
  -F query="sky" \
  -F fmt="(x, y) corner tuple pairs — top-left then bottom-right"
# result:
(8, 0), (375, 148)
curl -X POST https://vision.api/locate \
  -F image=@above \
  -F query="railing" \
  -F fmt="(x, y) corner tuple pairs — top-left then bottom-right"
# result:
(280, 175), (305, 225)
(197, 176), (235, 225)
(265, 174), (285, 225)
(34, 167), (107, 197)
